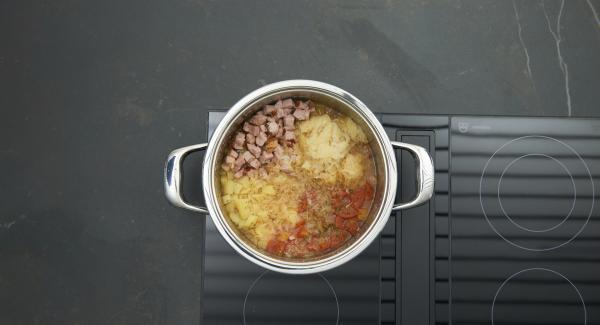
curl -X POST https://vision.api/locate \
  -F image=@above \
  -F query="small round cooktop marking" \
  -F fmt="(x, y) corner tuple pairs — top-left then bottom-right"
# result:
(491, 268), (586, 325)
(479, 135), (595, 251)
(243, 271), (339, 325)
(497, 153), (576, 233)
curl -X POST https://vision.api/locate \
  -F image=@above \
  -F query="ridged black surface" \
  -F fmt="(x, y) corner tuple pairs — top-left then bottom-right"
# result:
(449, 117), (600, 325)
(204, 113), (600, 325)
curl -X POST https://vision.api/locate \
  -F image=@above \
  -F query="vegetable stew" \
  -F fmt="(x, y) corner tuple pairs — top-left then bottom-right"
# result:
(219, 98), (376, 259)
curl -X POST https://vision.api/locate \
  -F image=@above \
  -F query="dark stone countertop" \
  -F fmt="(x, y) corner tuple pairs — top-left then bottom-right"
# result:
(1, 0), (599, 324)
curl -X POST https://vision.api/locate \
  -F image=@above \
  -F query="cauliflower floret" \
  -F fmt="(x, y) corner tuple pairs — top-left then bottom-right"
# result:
(340, 152), (364, 185)
(297, 114), (369, 185)
(297, 114), (351, 160)
(336, 117), (368, 144)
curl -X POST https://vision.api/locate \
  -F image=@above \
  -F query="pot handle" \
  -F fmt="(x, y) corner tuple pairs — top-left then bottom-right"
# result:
(390, 141), (434, 211)
(164, 143), (209, 213)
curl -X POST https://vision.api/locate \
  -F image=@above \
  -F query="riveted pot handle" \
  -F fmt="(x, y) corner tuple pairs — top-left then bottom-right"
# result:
(164, 143), (209, 213)
(391, 141), (434, 210)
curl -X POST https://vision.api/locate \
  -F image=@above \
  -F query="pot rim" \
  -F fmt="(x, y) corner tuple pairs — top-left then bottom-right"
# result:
(202, 80), (398, 274)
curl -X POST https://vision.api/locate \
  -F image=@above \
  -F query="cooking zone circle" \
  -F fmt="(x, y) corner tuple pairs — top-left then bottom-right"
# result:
(479, 135), (594, 251)
(243, 271), (339, 325)
(491, 268), (586, 325)
(497, 153), (576, 233)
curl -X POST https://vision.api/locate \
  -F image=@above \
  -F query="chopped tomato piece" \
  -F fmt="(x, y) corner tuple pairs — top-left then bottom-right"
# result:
(334, 190), (347, 198)
(329, 237), (342, 249)
(335, 215), (345, 229)
(350, 188), (366, 210)
(297, 195), (308, 213)
(332, 198), (341, 209)
(363, 182), (374, 199)
(266, 239), (287, 255)
(329, 231), (348, 249)
(294, 224), (308, 238)
(344, 219), (360, 235)
(338, 205), (358, 219)
(307, 239), (320, 251)
(319, 239), (332, 251)
(332, 190), (349, 209)
(298, 190), (318, 213)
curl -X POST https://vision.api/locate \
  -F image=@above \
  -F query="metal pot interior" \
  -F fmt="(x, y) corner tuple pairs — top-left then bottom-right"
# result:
(210, 88), (390, 264)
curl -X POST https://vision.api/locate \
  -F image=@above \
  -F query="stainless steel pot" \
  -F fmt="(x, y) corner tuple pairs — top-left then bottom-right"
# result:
(164, 80), (434, 274)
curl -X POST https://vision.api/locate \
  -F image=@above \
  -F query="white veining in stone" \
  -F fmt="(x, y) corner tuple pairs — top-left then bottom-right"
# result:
(586, 0), (600, 29)
(513, 0), (533, 80)
(0, 214), (26, 230)
(457, 68), (474, 76)
(1, 220), (16, 229)
(542, 0), (572, 116)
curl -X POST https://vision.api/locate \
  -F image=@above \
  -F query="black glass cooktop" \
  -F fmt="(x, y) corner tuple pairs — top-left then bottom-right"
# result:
(200, 113), (599, 325)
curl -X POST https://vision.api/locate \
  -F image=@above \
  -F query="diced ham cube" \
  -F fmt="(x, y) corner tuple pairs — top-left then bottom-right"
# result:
(234, 155), (245, 171)
(243, 122), (251, 133)
(258, 168), (268, 178)
(247, 143), (262, 158)
(228, 149), (238, 158)
(250, 114), (268, 125)
(273, 145), (284, 159)
(244, 122), (260, 136)
(294, 100), (308, 110)
(284, 130), (296, 141)
(234, 170), (245, 178)
(283, 115), (295, 130)
(267, 121), (279, 135)
(242, 150), (254, 162)
(275, 107), (285, 119)
(263, 105), (276, 115)
(246, 133), (255, 144)
(259, 124), (267, 132)
(259, 150), (274, 163)
(274, 100), (283, 110)
(281, 98), (294, 109)
(225, 155), (236, 165)
(233, 132), (245, 150)
(248, 158), (261, 169)
(221, 163), (231, 171)
(256, 132), (268, 146)
(293, 108), (310, 120)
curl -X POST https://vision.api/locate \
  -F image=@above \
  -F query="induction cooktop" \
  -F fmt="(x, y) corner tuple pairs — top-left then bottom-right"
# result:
(198, 113), (599, 325)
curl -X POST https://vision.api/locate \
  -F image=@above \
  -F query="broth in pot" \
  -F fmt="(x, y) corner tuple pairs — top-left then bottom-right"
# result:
(219, 98), (377, 259)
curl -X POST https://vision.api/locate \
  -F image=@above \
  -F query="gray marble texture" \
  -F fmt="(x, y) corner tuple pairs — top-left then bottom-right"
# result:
(1, 0), (599, 324)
